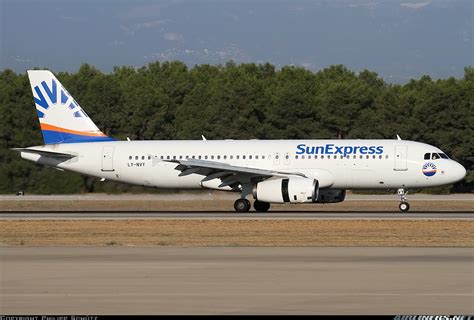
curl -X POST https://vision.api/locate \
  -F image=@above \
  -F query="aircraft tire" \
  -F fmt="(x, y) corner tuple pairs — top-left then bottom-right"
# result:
(234, 198), (251, 212)
(254, 200), (270, 212)
(399, 201), (410, 212)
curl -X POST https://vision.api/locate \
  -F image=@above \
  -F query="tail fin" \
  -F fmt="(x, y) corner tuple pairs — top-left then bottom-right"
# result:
(27, 70), (114, 144)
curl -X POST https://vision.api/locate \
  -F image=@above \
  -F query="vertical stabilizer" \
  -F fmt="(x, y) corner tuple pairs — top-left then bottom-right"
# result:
(27, 70), (114, 144)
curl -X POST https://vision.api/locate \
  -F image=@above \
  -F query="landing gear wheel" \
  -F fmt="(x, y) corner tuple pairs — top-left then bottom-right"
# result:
(254, 200), (270, 213)
(234, 199), (251, 212)
(399, 201), (410, 212)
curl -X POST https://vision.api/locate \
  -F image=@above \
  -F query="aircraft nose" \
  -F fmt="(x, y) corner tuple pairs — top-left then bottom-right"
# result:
(450, 161), (466, 183)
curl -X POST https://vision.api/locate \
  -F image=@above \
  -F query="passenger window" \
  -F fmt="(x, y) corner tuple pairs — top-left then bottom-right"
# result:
(321, 155), (324, 159)
(211, 155), (214, 160)
(205, 155), (208, 159)
(148, 156), (151, 160)
(129, 156), (132, 160)
(315, 155), (318, 159)
(223, 155), (227, 159)
(262, 155), (265, 159)
(217, 155), (221, 160)
(302, 155), (305, 159)
(179, 155), (183, 159)
(236, 155), (240, 160)
(255, 155), (259, 160)
(308, 155), (311, 159)
(135, 156), (139, 160)
(231, 155), (234, 159)
(198, 155), (202, 159)
(243, 155), (246, 160)
(424, 153), (430, 160)
(295, 155), (298, 159)
(249, 155), (252, 160)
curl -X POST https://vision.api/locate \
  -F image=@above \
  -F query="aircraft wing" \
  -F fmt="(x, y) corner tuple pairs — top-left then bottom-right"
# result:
(166, 159), (307, 188)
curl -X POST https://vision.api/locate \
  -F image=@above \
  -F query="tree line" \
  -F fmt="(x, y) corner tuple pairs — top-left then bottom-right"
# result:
(0, 61), (472, 194)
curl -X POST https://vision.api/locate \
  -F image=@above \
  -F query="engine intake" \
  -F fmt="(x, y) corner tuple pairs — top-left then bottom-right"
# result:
(253, 178), (319, 203)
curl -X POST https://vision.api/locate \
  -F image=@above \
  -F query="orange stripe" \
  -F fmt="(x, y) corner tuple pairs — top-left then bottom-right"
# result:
(40, 123), (107, 137)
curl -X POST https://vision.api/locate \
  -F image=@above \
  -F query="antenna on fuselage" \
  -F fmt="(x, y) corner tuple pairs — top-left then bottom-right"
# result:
(396, 134), (402, 140)
(201, 135), (207, 141)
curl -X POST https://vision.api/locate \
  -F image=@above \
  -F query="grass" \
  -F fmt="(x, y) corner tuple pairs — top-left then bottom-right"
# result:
(1, 219), (472, 247)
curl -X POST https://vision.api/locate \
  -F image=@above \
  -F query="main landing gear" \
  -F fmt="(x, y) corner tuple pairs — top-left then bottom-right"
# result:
(398, 188), (410, 213)
(233, 183), (271, 213)
(253, 200), (270, 213)
(234, 198), (251, 212)
(233, 199), (271, 213)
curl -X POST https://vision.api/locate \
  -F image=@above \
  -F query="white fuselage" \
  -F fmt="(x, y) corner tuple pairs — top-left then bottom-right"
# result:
(20, 139), (466, 191)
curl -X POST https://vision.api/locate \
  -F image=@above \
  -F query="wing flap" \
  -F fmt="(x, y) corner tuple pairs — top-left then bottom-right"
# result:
(166, 159), (307, 188)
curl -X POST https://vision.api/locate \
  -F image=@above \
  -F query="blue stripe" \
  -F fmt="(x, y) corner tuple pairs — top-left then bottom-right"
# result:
(42, 130), (115, 144)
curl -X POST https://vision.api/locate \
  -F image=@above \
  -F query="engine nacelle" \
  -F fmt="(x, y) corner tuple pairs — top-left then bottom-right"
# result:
(253, 178), (319, 203)
(316, 189), (346, 203)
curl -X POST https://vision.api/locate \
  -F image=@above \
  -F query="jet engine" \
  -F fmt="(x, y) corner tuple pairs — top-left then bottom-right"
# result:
(315, 189), (346, 203)
(253, 177), (319, 203)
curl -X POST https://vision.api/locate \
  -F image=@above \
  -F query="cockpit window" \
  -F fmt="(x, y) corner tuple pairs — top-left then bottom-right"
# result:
(425, 152), (449, 160)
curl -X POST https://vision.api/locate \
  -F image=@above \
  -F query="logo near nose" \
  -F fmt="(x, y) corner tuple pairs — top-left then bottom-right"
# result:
(422, 162), (437, 177)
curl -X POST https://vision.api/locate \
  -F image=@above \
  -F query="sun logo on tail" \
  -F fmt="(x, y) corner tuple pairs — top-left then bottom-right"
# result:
(33, 79), (87, 119)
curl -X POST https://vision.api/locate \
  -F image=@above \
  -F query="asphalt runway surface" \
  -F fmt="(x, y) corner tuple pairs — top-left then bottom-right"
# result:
(1, 247), (473, 314)
(0, 211), (472, 220)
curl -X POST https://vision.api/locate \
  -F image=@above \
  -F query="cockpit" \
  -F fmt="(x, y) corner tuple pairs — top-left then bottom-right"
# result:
(424, 152), (449, 160)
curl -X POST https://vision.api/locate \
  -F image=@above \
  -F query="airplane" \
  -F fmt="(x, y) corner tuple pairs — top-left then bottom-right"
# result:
(13, 70), (467, 212)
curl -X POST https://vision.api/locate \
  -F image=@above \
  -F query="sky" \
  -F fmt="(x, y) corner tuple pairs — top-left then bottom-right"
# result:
(0, 0), (472, 83)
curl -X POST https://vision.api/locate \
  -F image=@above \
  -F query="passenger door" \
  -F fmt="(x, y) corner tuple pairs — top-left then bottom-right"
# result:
(394, 145), (407, 171)
(101, 146), (115, 171)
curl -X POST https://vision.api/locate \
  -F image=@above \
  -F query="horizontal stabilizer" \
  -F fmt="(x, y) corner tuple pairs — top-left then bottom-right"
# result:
(11, 148), (76, 159)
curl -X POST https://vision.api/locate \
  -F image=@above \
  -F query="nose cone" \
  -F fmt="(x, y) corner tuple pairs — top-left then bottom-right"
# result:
(450, 161), (467, 183)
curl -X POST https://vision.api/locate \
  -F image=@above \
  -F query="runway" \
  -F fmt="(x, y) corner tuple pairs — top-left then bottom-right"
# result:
(0, 210), (472, 220)
(1, 247), (472, 314)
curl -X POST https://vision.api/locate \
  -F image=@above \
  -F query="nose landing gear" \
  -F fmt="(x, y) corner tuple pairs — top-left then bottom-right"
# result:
(398, 188), (410, 212)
